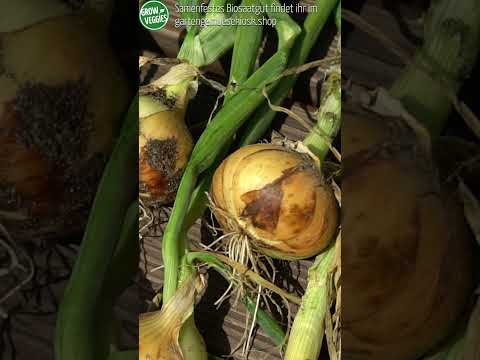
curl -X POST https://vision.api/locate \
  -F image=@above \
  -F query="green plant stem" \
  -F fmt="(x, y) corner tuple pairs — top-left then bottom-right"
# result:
(182, 0), (264, 236)
(178, 0), (202, 36)
(335, 1), (341, 31)
(185, 251), (287, 345)
(189, 1), (300, 172)
(194, 24), (237, 66)
(178, 0), (238, 66)
(303, 68), (341, 159)
(165, 0), (337, 351)
(103, 200), (139, 299)
(174, 8), (265, 356)
(162, 166), (197, 300)
(169, 18), (264, 286)
(390, 0), (480, 136)
(184, 174), (213, 230)
(204, 0), (234, 20)
(162, 0), (301, 302)
(242, 296), (286, 347)
(177, 0), (214, 65)
(239, 0), (339, 146)
(55, 96), (138, 360)
(98, 202), (139, 359)
(225, 0), (264, 100)
(283, 67), (341, 358)
(89, 200), (139, 357)
(170, 1), (337, 348)
(284, 243), (336, 360)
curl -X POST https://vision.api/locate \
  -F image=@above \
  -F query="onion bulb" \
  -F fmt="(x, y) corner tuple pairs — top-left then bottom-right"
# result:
(211, 144), (338, 260)
(0, 0), (130, 241)
(342, 108), (474, 360)
(139, 274), (207, 360)
(139, 63), (197, 205)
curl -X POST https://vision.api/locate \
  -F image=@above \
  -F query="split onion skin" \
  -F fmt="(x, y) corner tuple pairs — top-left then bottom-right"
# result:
(138, 99), (194, 205)
(0, 15), (130, 240)
(341, 108), (474, 360)
(211, 144), (338, 260)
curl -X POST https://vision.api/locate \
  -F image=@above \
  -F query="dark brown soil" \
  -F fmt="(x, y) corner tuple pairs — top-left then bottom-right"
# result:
(61, 153), (106, 211)
(14, 79), (91, 167)
(1, 79), (108, 240)
(144, 138), (178, 179)
(140, 138), (182, 204)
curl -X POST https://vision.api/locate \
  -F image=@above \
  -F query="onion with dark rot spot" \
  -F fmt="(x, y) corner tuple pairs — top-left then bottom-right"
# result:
(211, 143), (338, 260)
(0, 5), (130, 241)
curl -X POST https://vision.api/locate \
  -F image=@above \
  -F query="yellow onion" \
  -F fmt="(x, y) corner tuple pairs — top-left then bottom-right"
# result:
(0, 1), (130, 241)
(211, 144), (338, 260)
(139, 63), (197, 205)
(139, 274), (207, 360)
(341, 108), (474, 360)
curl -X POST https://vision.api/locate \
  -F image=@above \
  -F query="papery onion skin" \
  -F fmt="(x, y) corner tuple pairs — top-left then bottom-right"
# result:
(341, 109), (474, 360)
(0, 15), (130, 241)
(139, 275), (207, 360)
(211, 144), (338, 260)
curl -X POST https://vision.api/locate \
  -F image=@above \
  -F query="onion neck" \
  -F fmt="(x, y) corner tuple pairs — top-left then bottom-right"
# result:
(139, 274), (205, 359)
(178, 262), (208, 360)
(390, 0), (480, 136)
(139, 64), (199, 118)
(178, 31), (206, 67)
(179, 317), (208, 360)
(303, 68), (341, 162)
(166, 80), (196, 110)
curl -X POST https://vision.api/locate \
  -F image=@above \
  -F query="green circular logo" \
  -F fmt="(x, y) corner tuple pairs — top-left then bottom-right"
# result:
(139, 0), (169, 31)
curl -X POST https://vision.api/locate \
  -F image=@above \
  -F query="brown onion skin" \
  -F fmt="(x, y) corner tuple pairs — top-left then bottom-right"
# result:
(0, 15), (130, 241)
(211, 144), (338, 260)
(342, 108), (474, 360)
